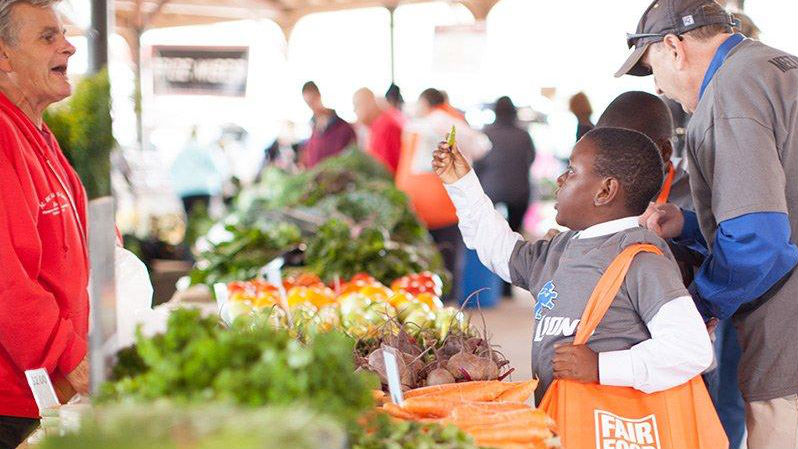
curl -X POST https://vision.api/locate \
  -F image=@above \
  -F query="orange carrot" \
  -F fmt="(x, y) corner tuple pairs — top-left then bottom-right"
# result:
(399, 396), (460, 418)
(466, 422), (552, 440)
(405, 380), (510, 402)
(451, 401), (529, 416)
(496, 378), (539, 403)
(372, 389), (387, 404)
(382, 402), (418, 420)
(450, 408), (547, 428)
(466, 427), (552, 447)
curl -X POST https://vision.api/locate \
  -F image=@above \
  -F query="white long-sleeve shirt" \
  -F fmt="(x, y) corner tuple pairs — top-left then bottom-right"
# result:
(444, 170), (713, 393)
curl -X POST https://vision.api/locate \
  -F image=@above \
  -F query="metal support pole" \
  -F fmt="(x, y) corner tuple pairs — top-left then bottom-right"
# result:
(88, 0), (110, 73)
(88, 197), (116, 393)
(388, 6), (396, 85)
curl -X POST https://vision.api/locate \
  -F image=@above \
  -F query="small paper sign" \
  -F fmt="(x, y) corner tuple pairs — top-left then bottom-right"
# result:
(25, 369), (60, 412)
(262, 257), (287, 303)
(382, 348), (404, 406)
(213, 282), (229, 313)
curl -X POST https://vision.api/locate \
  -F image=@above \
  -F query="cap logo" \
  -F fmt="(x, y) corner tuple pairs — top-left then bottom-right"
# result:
(682, 15), (695, 26)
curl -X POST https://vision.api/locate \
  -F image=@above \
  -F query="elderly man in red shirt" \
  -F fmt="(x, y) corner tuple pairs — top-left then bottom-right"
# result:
(353, 87), (403, 174)
(0, 1), (90, 446)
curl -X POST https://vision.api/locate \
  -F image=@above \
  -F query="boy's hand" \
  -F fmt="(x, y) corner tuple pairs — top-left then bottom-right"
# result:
(553, 343), (599, 383)
(432, 141), (471, 184)
(639, 202), (684, 239)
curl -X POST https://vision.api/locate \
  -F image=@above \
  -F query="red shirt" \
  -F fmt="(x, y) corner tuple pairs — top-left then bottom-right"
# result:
(0, 92), (89, 418)
(368, 110), (403, 174)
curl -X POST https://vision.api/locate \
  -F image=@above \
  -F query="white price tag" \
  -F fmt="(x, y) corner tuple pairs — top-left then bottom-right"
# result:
(263, 257), (287, 302)
(25, 369), (59, 412)
(213, 282), (229, 313)
(382, 348), (404, 406)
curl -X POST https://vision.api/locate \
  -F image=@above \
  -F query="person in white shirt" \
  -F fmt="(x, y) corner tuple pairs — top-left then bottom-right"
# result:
(433, 126), (712, 402)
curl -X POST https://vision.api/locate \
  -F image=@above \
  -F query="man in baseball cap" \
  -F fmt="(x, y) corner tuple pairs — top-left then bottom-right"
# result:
(618, 1), (798, 448)
(615, 0), (737, 78)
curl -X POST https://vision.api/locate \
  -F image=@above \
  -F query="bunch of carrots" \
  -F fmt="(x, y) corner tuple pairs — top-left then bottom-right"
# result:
(375, 379), (560, 449)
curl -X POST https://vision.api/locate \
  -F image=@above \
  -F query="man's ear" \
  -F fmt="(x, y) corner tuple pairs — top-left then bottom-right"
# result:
(594, 177), (620, 207)
(658, 138), (674, 164)
(0, 42), (12, 73)
(662, 34), (688, 71)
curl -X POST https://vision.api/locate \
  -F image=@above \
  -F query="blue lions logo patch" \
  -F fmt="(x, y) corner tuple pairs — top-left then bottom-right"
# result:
(535, 281), (558, 320)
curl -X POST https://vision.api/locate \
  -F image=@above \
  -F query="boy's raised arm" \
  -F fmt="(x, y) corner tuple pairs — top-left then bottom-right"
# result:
(434, 142), (531, 285)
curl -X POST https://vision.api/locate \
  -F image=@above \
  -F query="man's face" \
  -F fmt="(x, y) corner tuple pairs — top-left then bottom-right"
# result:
(415, 98), (431, 118)
(0, 4), (75, 106)
(642, 41), (698, 113)
(352, 91), (377, 124)
(303, 90), (323, 114)
(554, 139), (605, 230)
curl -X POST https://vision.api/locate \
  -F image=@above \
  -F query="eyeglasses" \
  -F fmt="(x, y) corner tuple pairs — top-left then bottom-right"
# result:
(625, 32), (683, 48)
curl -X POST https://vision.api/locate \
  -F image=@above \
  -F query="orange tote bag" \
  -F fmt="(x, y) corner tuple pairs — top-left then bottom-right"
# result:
(539, 244), (728, 449)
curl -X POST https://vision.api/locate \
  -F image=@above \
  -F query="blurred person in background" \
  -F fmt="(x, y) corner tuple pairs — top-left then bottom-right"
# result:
(568, 91), (594, 141)
(260, 121), (299, 176)
(385, 83), (406, 125)
(170, 128), (224, 238)
(0, 1), (90, 446)
(353, 87), (402, 174)
(396, 88), (491, 301)
(475, 96), (535, 235)
(440, 90), (467, 122)
(299, 81), (355, 169)
(474, 96), (536, 297)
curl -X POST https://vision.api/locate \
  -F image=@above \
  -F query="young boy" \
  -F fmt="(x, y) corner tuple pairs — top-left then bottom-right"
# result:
(597, 92), (705, 285)
(433, 127), (712, 401)
(596, 91), (692, 210)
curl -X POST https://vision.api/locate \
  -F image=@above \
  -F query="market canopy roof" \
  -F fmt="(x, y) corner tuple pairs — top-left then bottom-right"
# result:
(113, 0), (501, 39)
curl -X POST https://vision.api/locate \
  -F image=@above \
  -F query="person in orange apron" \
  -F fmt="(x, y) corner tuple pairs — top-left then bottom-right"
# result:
(434, 126), (724, 448)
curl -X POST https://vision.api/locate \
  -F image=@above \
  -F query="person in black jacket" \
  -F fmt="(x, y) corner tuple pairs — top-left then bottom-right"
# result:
(475, 96), (536, 233)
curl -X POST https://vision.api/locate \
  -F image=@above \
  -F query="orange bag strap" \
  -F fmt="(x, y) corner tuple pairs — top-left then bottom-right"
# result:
(573, 243), (664, 345)
(655, 163), (676, 204)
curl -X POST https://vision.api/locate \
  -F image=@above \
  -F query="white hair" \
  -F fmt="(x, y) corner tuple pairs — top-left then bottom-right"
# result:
(0, 0), (59, 45)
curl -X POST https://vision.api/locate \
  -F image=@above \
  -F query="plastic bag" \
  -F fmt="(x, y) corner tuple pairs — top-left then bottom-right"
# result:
(110, 247), (160, 351)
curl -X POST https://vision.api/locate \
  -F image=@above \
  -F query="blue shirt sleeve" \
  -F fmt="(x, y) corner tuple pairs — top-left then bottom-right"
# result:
(675, 209), (708, 256)
(691, 212), (798, 320)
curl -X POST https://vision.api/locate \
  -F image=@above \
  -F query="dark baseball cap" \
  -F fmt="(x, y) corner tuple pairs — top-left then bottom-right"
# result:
(615, 0), (737, 77)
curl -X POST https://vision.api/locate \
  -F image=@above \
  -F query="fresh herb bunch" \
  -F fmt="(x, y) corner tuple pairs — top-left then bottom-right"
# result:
(100, 309), (377, 426)
(355, 413), (487, 449)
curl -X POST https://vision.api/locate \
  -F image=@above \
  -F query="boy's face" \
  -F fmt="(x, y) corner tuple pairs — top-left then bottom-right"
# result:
(554, 139), (605, 230)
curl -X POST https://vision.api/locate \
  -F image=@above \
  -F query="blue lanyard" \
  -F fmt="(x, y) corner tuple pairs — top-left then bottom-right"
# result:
(699, 33), (745, 100)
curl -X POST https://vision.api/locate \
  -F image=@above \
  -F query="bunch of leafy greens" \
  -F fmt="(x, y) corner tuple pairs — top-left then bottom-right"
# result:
(189, 221), (302, 285)
(40, 403), (347, 449)
(191, 150), (446, 287)
(100, 309), (377, 427)
(304, 218), (443, 286)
